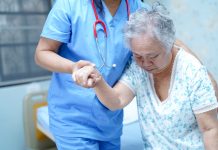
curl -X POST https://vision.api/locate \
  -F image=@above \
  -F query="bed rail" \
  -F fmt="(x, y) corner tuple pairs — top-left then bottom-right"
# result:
(23, 91), (56, 150)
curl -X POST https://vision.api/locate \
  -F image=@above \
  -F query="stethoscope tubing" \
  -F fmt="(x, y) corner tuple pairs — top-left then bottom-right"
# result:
(91, 0), (130, 70)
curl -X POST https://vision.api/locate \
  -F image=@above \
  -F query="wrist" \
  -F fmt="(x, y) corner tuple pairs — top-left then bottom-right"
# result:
(71, 62), (76, 74)
(94, 76), (105, 88)
(71, 62), (77, 81)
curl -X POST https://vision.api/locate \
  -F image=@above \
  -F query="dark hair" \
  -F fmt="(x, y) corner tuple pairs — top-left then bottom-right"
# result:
(94, 0), (103, 14)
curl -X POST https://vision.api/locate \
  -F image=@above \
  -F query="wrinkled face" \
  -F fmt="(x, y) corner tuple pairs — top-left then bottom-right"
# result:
(130, 35), (171, 74)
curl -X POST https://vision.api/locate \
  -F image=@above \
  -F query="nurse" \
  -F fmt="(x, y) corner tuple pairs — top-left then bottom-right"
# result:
(35, 0), (148, 149)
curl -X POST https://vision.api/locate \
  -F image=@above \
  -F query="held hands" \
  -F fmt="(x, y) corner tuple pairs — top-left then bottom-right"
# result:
(72, 60), (102, 88)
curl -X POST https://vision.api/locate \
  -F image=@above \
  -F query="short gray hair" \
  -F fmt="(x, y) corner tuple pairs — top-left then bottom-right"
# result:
(124, 2), (175, 52)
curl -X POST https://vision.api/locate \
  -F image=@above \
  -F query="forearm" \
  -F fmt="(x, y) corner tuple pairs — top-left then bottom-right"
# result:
(203, 127), (218, 150)
(94, 79), (123, 111)
(35, 50), (74, 74)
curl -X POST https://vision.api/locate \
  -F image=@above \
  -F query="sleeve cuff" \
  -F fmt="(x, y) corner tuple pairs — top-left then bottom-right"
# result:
(41, 33), (69, 43)
(193, 103), (218, 114)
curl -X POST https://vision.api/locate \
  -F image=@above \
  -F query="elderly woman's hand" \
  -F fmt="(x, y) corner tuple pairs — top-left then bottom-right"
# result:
(72, 64), (102, 88)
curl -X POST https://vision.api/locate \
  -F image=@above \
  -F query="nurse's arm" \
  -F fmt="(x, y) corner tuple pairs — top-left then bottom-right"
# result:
(35, 37), (94, 74)
(93, 78), (135, 111)
(195, 109), (218, 150)
(175, 39), (218, 103)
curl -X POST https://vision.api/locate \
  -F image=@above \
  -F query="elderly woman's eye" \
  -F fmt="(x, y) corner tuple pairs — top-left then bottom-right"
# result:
(134, 54), (141, 58)
(150, 54), (159, 59)
(135, 55), (142, 59)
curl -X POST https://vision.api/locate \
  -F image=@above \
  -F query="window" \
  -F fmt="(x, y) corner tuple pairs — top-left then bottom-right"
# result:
(0, 0), (51, 87)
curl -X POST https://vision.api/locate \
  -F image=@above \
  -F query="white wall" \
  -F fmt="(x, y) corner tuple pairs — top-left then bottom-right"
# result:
(0, 81), (50, 150)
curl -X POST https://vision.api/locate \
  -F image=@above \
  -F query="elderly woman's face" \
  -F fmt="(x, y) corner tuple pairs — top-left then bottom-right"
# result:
(130, 35), (171, 74)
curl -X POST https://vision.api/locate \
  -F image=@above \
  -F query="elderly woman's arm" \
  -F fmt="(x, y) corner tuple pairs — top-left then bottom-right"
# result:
(73, 65), (135, 111)
(196, 109), (218, 150)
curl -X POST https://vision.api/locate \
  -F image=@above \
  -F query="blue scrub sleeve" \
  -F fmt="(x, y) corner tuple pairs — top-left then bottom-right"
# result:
(41, 0), (73, 43)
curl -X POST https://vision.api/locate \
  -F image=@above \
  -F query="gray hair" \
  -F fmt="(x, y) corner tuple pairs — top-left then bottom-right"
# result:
(124, 2), (176, 52)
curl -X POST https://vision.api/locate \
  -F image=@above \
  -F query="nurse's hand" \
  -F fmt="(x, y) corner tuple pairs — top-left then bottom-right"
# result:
(73, 65), (102, 88)
(72, 60), (95, 74)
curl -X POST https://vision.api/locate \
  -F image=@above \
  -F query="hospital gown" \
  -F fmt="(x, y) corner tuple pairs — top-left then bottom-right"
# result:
(120, 48), (218, 150)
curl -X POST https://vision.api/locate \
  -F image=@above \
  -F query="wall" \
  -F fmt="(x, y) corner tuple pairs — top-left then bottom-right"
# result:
(0, 81), (50, 150)
(0, 0), (51, 149)
(147, 0), (218, 81)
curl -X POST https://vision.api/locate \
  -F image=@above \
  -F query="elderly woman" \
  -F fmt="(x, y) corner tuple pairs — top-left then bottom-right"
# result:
(73, 3), (218, 150)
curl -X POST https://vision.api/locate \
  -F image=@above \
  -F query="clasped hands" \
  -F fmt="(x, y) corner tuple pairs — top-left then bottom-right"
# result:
(72, 60), (102, 88)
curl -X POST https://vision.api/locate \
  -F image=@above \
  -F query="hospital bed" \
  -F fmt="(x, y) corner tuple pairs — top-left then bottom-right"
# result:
(23, 91), (144, 150)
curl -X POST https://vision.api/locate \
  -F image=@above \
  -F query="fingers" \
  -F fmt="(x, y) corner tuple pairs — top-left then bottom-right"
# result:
(71, 60), (102, 88)
(73, 65), (101, 88)
(72, 60), (95, 74)
(74, 66), (93, 84)
(87, 78), (95, 87)
(90, 73), (102, 84)
(72, 60), (95, 84)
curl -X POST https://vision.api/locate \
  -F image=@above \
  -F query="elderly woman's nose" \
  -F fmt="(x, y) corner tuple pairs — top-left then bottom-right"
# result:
(142, 58), (153, 66)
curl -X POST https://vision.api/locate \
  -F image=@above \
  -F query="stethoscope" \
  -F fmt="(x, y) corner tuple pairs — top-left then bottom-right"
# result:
(91, 0), (130, 70)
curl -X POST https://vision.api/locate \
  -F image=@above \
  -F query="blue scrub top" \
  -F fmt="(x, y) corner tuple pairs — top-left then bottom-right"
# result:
(41, 0), (148, 140)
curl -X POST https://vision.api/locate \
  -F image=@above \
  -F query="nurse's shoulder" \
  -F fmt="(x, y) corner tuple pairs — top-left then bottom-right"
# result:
(52, 0), (88, 13)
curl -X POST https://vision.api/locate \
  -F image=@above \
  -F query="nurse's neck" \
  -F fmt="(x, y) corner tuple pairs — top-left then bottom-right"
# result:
(104, 0), (121, 16)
